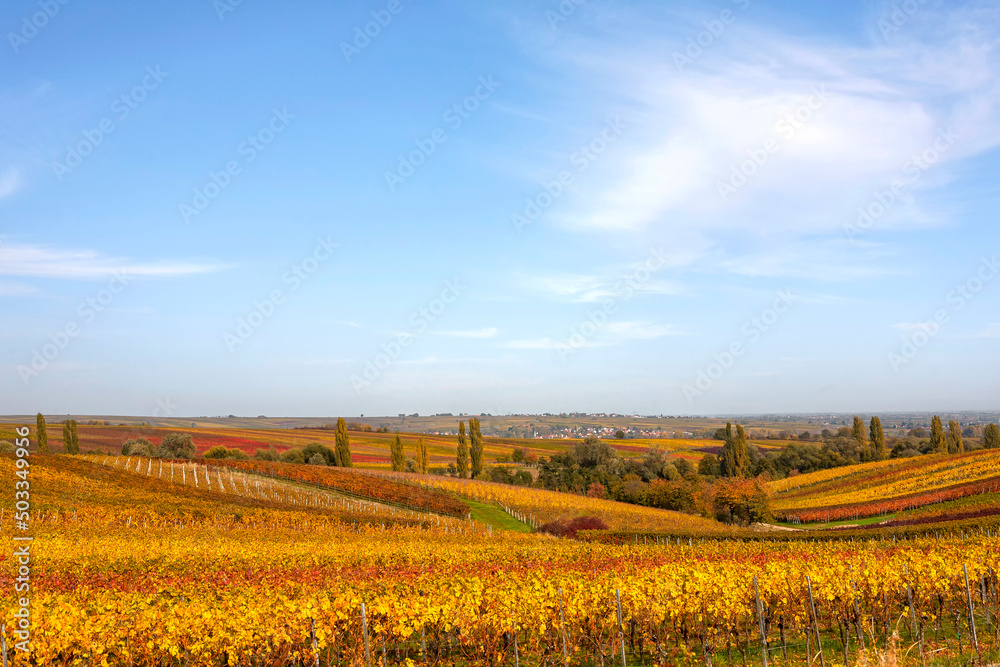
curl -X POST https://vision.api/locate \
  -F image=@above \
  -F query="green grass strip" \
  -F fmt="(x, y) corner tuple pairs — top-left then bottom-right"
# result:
(462, 499), (532, 532)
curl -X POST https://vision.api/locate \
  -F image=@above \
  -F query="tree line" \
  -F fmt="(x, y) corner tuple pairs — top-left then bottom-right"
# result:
(434, 415), (1000, 526)
(18, 414), (79, 454)
(243, 417), (355, 466)
(23, 413), (365, 467)
(700, 414), (1000, 479)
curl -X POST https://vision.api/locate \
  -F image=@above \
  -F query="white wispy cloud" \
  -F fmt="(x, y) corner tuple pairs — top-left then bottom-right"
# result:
(500, 338), (565, 350)
(515, 3), (1000, 281)
(516, 272), (691, 302)
(0, 241), (230, 279)
(500, 320), (681, 351)
(603, 321), (683, 339)
(0, 168), (22, 199)
(543, 9), (1000, 235)
(717, 238), (900, 281)
(569, 279), (691, 302)
(289, 358), (354, 366)
(0, 281), (41, 297)
(437, 327), (499, 338)
(397, 355), (514, 365)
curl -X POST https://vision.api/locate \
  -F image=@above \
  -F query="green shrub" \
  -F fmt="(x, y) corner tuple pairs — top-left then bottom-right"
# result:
(302, 442), (336, 465)
(205, 445), (251, 460)
(122, 437), (155, 457)
(157, 433), (195, 459)
(280, 448), (305, 464)
(253, 446), (279, 461)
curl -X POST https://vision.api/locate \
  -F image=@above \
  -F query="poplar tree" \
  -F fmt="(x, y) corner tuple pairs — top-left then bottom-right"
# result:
(851, 416), (869, 460)
(720, 423), (750, 478)
(469, 417), (484, 478)
(62, 422), (72, 454)
(390, 435), (405, 471)
(334, 417), (353, 467)
(734, 424), (750, 478)
(720, 423), (735, 477)
(66, 420), (80, 455)
(985, 423), (1000, 449)
(418, 437), (429, 474)
(930, 416), (947, 454)
(36, 413), (48, 454)
(947, 420), (964, 454)
(869, 416), (886, 461)
(456, 421), (470, 478)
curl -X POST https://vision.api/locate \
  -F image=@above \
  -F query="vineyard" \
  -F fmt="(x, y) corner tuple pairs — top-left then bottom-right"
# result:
(199, 458), (471, 518)
(80, 454), (476, 530)
(349, 468), (728, 534)
(770, 449), (1000, 523)
(3, 446), (1000, 665)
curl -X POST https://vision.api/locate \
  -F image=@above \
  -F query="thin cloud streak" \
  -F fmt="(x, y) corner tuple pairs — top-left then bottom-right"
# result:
(0, 242), (230, 280)
(437, 327), (499, 338)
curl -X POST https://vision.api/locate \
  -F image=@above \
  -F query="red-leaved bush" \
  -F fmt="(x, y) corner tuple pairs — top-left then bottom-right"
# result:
(538, 515), (609, 539)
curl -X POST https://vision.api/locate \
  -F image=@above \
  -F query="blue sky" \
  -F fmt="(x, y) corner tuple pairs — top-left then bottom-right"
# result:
(2, 0), (999, 417)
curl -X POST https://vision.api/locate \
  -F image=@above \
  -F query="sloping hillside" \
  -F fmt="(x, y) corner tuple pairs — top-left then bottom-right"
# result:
(769, 449), (1000, 522)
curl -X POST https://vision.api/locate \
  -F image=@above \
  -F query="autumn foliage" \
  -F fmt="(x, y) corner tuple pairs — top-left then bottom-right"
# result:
(712, 477), (772, 525)
(203, 458), (470, 518)
(538, 515), (609, 538)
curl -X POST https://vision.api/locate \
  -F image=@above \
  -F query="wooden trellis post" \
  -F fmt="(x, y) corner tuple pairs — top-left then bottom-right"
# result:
(754, 576), (768, 667)
(806, 577), (824, 667)
(964, 564), (981, 661)
(616, 589), (627, 667)
(558, 587), (569, 665)
(361, 603), (372, 667)
(851, 582), (865, 653)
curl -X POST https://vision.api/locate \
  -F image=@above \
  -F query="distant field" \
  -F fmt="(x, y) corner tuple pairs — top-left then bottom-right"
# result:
(3, 421), (746, 467)
(0, 411), (859, 438)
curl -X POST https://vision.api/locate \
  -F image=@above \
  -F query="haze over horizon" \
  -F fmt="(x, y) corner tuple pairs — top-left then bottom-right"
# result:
(3, 0), (999, 416)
